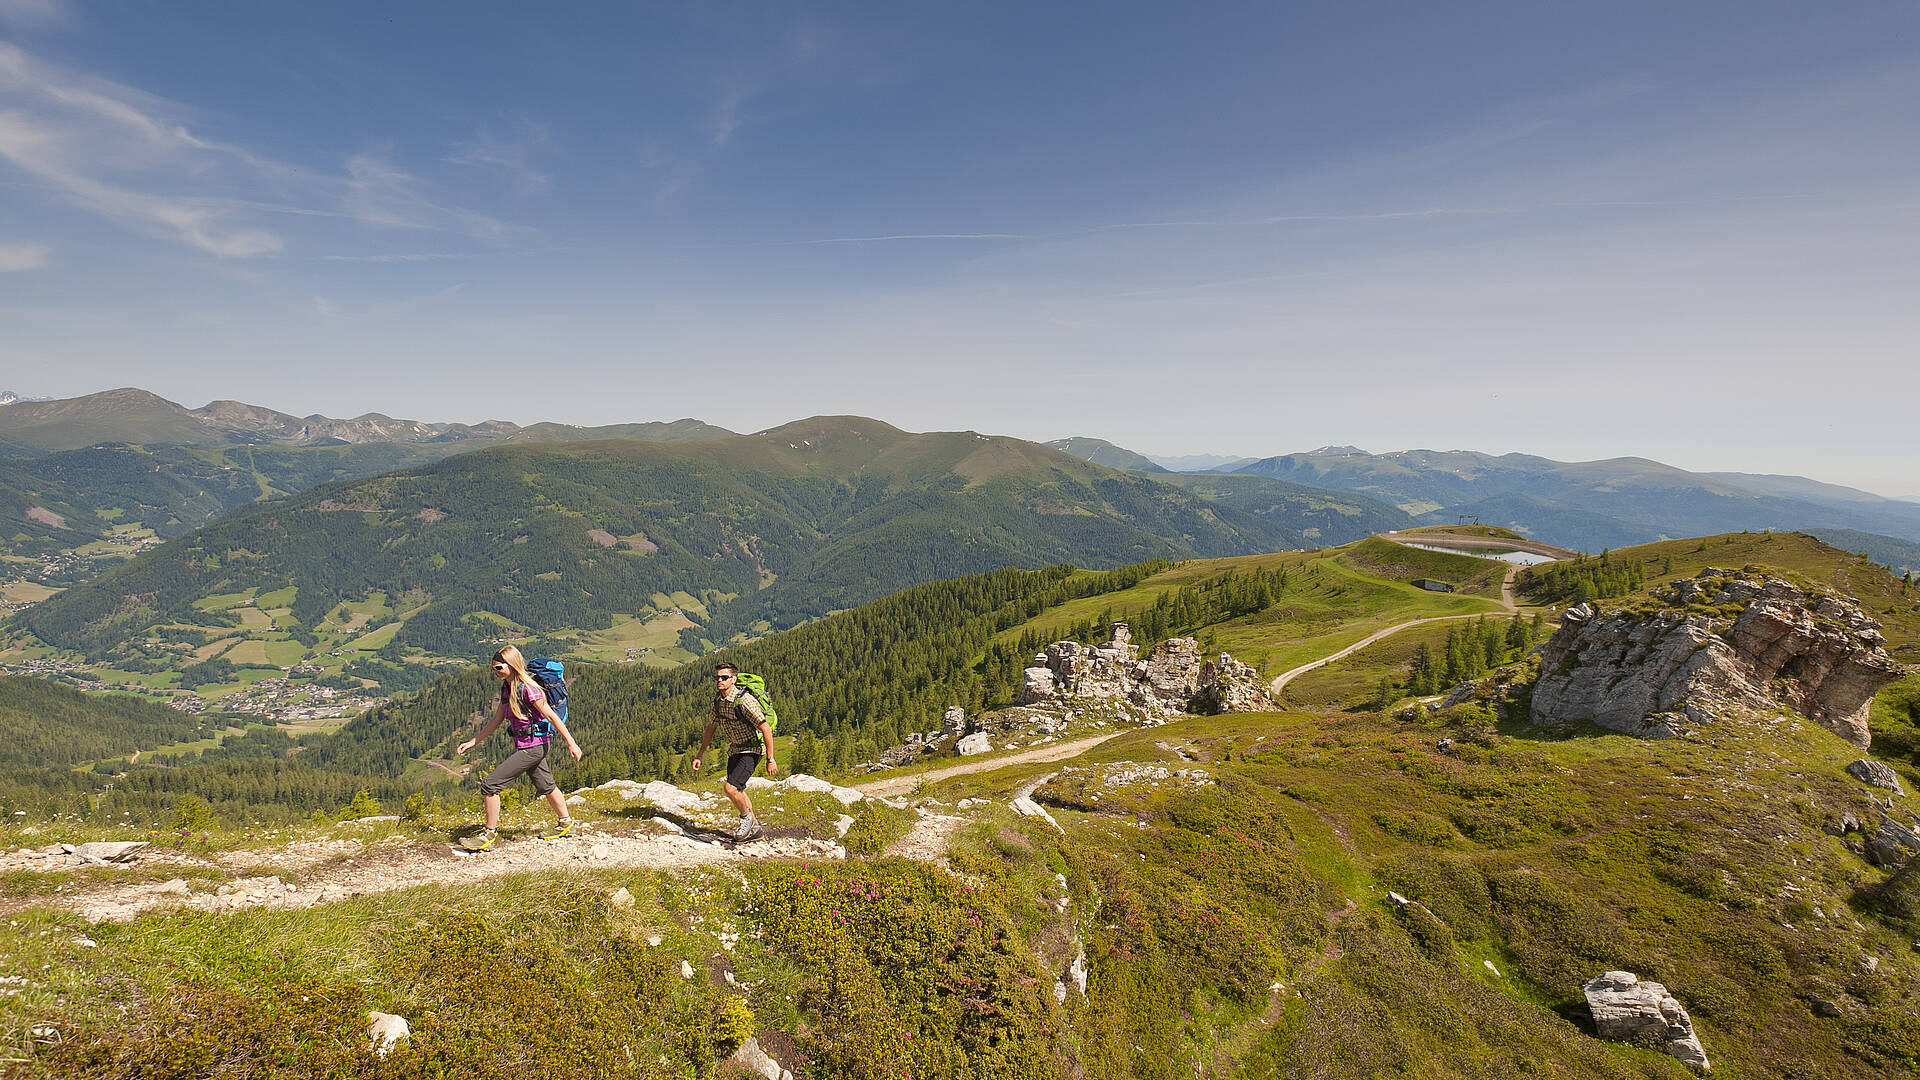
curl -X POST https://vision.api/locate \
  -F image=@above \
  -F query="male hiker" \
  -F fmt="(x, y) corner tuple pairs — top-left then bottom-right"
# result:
(693, 661), (777, 840)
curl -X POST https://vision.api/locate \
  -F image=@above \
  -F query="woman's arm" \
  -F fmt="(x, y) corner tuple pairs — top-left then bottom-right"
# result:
(456, 697), (507, 756)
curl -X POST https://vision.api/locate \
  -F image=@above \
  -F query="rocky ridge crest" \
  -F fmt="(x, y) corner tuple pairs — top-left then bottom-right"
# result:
(1529, 569), (1907, 746)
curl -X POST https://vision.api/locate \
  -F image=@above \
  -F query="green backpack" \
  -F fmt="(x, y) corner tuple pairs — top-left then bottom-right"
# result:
(733, 672), (779, 733)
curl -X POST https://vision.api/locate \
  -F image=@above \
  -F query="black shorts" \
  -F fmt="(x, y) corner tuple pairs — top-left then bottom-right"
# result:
(725, 752), (761, 790)
(481, 743), (556, 797)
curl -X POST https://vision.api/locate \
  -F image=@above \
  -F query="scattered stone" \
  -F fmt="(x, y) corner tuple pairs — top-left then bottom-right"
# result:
(1808, 995), (1843, 1018)
(1848, 759), (1906, 795)
(647, 934), (663, 947)
(834, 815), (854, 838)
(956, 732), (993, 756)
(729, 1036), (791, 1080)
(154, 878), (191, 897)
(1582, 971), (1710, 1071)
(366, 1011), (410, 1057)
(680, 960), (695, 979)
(72, 841), (148, 864)
(1068, 946), (1088, 996)
(1827, 812), (1863, 837)
(565, 794), (586, 807)
(74, 936), (97, 948)
(1054, 979), (1067, 1006)
(608, 887), (635, 909)
(1011, 796), (1062, 832)
(1483, 960), (1500, 976)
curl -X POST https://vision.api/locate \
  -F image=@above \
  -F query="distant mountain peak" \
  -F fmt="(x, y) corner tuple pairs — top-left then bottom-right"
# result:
(1044, 437), (1166, 472)
(1307, 445), (1368, 457)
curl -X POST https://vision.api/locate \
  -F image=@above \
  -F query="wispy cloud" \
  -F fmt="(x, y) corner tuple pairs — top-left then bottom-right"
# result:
(0, 41), (535, 257)
(0, 239), (47, 269)
(446, 117), (550, 195)
(712, 86), (750, 147)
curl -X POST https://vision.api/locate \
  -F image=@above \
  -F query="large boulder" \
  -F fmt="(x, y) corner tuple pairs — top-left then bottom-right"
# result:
(1846, 758), (1905, 795)
(1581, 971), (1709, 1071)
(72, 841), (148, 865)
(1531, 573), (1906, 747)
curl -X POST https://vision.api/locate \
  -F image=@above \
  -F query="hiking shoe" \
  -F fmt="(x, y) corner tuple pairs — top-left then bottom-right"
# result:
(733, 815), (759, 841)
(541, 819), (574, 840)
(460, 829), (496, 852)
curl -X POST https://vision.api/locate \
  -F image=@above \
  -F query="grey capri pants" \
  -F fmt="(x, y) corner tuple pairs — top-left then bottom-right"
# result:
(480, 743), (556, 797)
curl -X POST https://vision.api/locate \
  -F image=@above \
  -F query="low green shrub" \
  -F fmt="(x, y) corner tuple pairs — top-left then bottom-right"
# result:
(839, 800), (909, 856)
(747, 860), (1058, 1080)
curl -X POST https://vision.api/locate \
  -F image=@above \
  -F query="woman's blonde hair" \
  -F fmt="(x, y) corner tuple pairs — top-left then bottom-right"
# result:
(493, 645), (535, 719)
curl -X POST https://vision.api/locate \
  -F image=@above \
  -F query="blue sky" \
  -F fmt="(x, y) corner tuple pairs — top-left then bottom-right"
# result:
(2, 2), (1917, 494)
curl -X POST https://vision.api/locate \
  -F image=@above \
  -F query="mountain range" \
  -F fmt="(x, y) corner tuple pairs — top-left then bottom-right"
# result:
(0, 387), (735, 454)
(1046, 438), (1920, 567)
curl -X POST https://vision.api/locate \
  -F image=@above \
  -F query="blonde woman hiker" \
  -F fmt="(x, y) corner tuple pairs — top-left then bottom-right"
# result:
(693, 661), (777, 840)
(455, 645), (582, 850)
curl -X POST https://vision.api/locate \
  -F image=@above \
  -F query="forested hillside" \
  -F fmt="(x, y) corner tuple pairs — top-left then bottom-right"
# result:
(16, 419), (1332, 669)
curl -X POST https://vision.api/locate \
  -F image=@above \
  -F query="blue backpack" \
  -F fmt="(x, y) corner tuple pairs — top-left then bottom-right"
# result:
(518, 657), (569, 738)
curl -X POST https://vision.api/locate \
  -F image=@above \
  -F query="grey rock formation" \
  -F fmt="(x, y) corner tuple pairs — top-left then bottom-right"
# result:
(1019, 624), (1275, 715)
(1137, 637), (1203, 703)
(1581, 971), (1710, 1071)
(1019, 663), (1058, 705)
(1531, 573), (1907, 747)
(1194, 652), (1277, 713)
(1847, 759), (1907, 795)
(940, 706), (966, 737)
(1866, 817), (1920, 870)
(956, 732), (993, 756)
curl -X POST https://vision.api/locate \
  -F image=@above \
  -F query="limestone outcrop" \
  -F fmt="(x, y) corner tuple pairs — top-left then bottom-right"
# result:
(1530, 570), (1907, 747)
(1019, 624), (1276, 714)
(1582, 971), (1709, 1071)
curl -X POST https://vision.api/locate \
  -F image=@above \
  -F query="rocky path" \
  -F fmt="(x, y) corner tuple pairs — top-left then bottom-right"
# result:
(3, 823), (843, 925)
